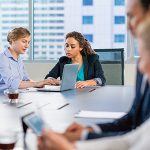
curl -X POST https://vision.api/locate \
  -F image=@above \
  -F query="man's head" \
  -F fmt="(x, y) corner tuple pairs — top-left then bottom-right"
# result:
(127, 0), (150, 36)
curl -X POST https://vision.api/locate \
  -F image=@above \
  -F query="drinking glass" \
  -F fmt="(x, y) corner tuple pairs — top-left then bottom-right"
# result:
(0, 131), (18, 150)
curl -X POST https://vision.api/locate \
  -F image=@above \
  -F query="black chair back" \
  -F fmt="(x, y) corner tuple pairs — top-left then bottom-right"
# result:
(95, 48), (124, 85)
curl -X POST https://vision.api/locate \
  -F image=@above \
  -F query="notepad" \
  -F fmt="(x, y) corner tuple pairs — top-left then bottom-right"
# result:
(74, 110), (126, 119)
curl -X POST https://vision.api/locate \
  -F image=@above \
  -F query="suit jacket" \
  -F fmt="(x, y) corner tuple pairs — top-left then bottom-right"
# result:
(45, 54), (106, 86)
(77, 117), (150, 150)
(87, 68), (150, 139)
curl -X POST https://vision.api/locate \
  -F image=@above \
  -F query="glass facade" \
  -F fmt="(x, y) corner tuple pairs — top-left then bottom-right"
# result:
(0, 0), (128, 61)
(0, 0), (29, 60)
(33, 0), (65, 60)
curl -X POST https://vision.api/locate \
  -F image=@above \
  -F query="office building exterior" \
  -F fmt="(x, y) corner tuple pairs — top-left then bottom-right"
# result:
(0, 0), (127, 60)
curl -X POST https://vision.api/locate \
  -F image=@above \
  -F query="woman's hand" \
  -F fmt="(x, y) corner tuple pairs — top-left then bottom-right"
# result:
(34, 79), (60, 88)
(76, 80), (97, 88)
(47, 78), (61, 85)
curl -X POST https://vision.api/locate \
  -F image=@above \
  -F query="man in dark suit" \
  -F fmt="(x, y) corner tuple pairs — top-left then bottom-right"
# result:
(62, 0), (150, 141)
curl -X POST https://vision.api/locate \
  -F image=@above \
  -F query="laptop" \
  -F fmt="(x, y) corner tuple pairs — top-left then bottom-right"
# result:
(37, 64), (79, 92)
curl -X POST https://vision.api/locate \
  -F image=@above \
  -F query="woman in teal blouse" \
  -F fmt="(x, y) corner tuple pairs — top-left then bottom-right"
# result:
(45, 31), (106, 88)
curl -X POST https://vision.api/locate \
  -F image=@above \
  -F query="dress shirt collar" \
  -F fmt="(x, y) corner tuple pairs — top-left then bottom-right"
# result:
(4, 47), (20, 62)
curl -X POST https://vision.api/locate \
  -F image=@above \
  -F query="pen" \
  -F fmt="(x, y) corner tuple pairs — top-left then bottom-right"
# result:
(37, 102), (51, 109)
(57, 103), (69, 110)
(17, 102), (32, 108)
(89, 88), (96, 92)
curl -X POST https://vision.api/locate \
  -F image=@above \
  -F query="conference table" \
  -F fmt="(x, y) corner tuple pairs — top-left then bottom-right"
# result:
(0, 85), (135, 149)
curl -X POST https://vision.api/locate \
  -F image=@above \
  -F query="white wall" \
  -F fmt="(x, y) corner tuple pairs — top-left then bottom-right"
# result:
(25, 63), (136, 86)
(124, 64), (136, 86)
(24, 62), (55, 81)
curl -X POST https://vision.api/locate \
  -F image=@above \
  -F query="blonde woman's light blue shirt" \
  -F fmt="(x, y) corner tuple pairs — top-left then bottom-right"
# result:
(0, 48), (29, 91)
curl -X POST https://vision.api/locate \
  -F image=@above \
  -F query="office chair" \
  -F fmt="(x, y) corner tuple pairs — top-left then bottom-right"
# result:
(95, 48), (124, 85)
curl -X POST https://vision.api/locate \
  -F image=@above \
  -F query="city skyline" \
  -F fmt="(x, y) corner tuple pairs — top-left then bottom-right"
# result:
(0, 0), (127, 60)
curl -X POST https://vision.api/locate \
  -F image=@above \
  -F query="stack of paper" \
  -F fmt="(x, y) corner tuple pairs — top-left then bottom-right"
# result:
(75, 110), (126, 119)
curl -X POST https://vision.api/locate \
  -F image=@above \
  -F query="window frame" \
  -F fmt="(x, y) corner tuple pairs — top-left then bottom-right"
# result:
(24, 0), (136, 63)
(27, 0), (58, 63)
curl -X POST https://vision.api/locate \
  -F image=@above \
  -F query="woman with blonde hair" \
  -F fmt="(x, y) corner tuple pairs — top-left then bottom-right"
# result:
(0, 27), (52, 91)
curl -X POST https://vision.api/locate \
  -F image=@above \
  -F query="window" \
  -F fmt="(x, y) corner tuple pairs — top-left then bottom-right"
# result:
(83, 0), (93, 6)
(50, 51), (54, 55)
(33, 0), (64, 60)
(57, 51), (62, 55)
(0, 0), (129, 61)
(114, 34), (125, 43)
(115, 16), (125, 24)
(83, 16), (93, 24)
(0, 0), (29, 60)
(84, 34), (93, 42)
(115, 0), (125, 6)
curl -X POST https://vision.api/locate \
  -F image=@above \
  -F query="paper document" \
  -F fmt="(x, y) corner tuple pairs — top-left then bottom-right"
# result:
(75, 110), (126, 119)
(41, 102), (69, 110)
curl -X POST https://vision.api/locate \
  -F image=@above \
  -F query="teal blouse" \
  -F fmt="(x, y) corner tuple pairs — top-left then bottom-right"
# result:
(77, 64), (84, 81)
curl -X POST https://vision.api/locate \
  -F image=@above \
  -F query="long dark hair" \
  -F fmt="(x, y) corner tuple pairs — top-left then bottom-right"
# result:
(65, 31), (95, 55)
